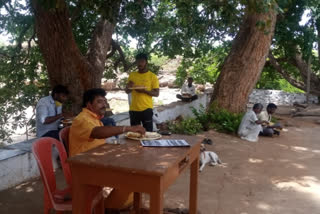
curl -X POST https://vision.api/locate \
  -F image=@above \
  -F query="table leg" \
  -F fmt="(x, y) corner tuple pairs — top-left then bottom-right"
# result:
(134, 192), (142, 214)
(72, 181), (87, 214)
(189, 157), (199, 214)
(150, 187), (163, 214)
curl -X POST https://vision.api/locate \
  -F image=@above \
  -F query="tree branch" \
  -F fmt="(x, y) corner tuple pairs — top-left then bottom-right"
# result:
(268, 52), (320, 95)
(86, 18), (115, 85)
(268, 52), (306, 90)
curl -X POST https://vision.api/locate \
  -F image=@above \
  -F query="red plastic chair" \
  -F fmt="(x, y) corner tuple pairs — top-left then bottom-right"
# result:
(32, 137), (104, 214)
(59, 126), (70, 157)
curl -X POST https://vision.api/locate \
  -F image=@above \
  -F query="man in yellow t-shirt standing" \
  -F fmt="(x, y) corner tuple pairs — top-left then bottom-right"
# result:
(125, 53), (159, 131)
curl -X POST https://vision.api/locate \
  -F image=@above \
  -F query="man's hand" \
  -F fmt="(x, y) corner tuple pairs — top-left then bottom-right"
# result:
(135, 88), (147, 94)
(125, 81), (135, 93)
(128, 125), (146, 135)
(182, 93), (192, 97)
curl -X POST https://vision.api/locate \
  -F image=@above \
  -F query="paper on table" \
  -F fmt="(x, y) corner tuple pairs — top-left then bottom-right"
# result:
(141, 139), (190, 147)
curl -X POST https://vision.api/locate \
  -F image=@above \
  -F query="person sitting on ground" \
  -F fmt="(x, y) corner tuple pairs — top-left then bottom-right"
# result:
(258, 103), (282, 136)
(176, 77), (198, 102)
(238, 103), (268, 142)
(69, 88), (145, 211)
(125, 53), (160, 132)
(36, 85), (69, 140)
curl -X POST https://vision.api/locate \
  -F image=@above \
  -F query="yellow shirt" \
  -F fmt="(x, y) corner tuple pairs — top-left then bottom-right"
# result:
(128, 71), (159, 111)
(69, 108), (105, 157)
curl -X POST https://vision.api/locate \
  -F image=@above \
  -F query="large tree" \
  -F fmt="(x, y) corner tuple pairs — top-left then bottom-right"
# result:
(31, 0), (120, 113)
(210, 1), (278, 113)
(266, 0), (320, 96)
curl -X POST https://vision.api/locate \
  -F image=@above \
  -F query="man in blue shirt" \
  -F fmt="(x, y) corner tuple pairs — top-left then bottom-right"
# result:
(36, 85), (69, 140)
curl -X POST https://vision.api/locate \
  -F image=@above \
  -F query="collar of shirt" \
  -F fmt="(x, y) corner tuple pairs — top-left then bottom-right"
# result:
(82, 108), (104, 120)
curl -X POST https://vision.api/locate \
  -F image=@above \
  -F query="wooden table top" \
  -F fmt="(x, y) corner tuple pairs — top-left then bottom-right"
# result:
(68, 134), (202, 176)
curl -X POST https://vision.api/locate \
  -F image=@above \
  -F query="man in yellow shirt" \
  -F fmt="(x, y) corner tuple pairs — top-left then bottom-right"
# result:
(69, 88), (145, 211)
(125, 53), (159, 131)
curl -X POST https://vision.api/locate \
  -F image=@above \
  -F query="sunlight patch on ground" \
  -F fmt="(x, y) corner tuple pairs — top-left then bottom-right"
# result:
(291, 146), (308, 152)
(273, 176), (320, 201)
(248, 158), (263, 163)
(294, 128), (304, 132)
(291, 163), (306, 169)
(256, 202), (271, 211)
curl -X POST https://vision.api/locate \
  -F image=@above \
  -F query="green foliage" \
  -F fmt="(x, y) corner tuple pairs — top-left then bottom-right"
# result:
(168, 117), (203, 135)
(175, 43), (230, 86)
(169, 103), (243, 135)
(192, 104), (243, 134)
(208, 107), (243, 134)
(256, 66), (304, 93)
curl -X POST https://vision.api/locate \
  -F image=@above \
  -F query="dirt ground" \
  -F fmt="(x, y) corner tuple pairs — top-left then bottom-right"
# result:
(1, 115), (320, 214)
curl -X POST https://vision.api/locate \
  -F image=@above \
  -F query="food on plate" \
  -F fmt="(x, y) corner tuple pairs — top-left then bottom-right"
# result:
(126, 132), (142, 138)
(126, 131), (161, 139)
(145, 132), (160, 138)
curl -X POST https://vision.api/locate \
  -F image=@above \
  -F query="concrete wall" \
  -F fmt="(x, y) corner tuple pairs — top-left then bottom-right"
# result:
(0, 139), (39, 191)
(249, 89), (319, 106)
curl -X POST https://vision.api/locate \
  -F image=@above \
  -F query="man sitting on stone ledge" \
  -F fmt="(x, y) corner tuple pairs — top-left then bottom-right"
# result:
(176, 77), (198, 102)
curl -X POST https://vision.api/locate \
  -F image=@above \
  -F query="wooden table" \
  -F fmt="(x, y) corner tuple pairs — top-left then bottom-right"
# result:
(68, 134), (201, 214)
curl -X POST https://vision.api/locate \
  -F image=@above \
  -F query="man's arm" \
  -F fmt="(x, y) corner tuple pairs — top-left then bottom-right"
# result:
(90, 125), (146, 139)
(37, 105), (63, 124)
(135, 88), (159, 97)
(43, 114), (64, 124)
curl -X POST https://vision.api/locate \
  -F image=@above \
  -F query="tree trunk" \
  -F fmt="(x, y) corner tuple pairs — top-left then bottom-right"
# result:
(31, 0), (116, 114)
(210, 5), (277, 113)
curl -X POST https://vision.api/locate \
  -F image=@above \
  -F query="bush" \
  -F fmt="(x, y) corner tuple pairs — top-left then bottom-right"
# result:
(191, 104), (243, 134)
(209, 108), (243, 134)
(168, 117), (203, 135)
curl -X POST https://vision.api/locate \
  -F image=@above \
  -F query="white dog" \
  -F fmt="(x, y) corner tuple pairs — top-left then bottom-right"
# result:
(199, 144), (222, 172)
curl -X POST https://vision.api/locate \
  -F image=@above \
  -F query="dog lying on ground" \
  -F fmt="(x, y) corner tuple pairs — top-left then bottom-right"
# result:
(199, 144), (222, 172)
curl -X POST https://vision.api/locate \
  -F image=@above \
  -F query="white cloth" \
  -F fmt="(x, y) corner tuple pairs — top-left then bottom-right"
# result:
(238, 110), (262, 142)
(36, 95), (62, 137)
(181, 83), (196, 96)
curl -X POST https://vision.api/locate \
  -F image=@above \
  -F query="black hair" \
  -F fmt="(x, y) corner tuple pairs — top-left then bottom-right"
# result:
(135, 53), (148, 61)
(51, 85), (69, 96)
(187, 77), (193, 81)
(82, 88), (106, 107)
(253, 103), (263, 110)
(267, 103), (277, 109)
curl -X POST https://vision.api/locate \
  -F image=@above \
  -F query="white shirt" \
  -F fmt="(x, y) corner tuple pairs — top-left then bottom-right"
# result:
(36, 95), (62, 137)
(238, 110), (262, 142)
(181, 83), (196, 96)
(258, 111), (271, 122)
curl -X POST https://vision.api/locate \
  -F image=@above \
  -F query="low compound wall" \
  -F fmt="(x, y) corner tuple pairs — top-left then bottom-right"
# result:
(249, 89), (318, 106)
